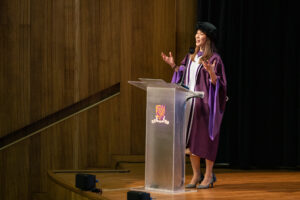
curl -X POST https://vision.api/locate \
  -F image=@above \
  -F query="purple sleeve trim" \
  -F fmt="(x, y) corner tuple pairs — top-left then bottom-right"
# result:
(171, 65), (185, 83)
(208, 77), (224, 140)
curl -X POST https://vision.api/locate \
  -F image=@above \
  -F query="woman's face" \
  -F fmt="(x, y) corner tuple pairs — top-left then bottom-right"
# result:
(195, 30), (207, 48)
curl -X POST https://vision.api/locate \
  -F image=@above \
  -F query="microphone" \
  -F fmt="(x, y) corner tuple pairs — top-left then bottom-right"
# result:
(189, 46), (195, 54)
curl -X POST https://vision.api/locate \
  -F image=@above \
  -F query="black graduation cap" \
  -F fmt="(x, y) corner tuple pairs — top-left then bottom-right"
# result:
(196, 21), (217, 42)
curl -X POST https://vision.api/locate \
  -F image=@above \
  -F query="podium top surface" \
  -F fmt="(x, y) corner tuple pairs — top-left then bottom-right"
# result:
(128, 78), (204, 98)
(128, 78), (183, 90)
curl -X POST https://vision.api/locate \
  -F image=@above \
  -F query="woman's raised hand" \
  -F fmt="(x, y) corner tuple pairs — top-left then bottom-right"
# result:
(202, 59), (217, 85)
(202, 59), (216, 74)
(161, 51), (176, 68)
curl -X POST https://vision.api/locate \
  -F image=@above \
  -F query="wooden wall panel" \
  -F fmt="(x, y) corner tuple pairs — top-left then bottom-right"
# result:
(0, 0), (121, 137)
(119, 0), (197, 155)
(0, 96), (120, 199)
(175, 0), (198, 64)
(36, 119), (78, 193)
(29, 0), (46, 123)
(78, 0), (120, 98)
(78, 0), (122, 166)
(129, 0), (155, 155)
(0, 151), (3, 199)
(119, 0), (133, 156)
(152, 0), (177, 80)
(0, 23), (9, 136)
(0, 1), (7, 25)
(86, 96), (120, 168)
(0, 140), (30, 200)
(119, 0), (178, 155)
(0, 0), (197, 200)
(0, 0), (31, 136)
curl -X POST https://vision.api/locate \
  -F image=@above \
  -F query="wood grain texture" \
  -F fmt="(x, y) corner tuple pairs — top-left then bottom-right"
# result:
(47, 164), (300, 200)
(0, 83), (120, 150)
(48, 171), (109, 200)
(0, 95), (120, 200)
(129, 0), (154, 155)
(0, 0), (121, 137)
(0, 140), (30, 200)
(120, 0), (178, 156)
(0, 1), (197, 200)
(119, 0), (133, 156)
(0, 0), (31, 136)
(175, 0), (198, 65)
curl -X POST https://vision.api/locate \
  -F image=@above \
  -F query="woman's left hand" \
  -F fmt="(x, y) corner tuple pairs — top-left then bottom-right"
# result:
(202, 59), (217, 85)
(202, 59), (216, 75)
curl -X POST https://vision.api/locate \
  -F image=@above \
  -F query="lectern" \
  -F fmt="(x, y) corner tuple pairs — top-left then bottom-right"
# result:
(128, 78), (204, 193)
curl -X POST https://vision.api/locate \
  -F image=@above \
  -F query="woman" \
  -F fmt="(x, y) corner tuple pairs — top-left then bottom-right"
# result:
(161, 22), (227, 189)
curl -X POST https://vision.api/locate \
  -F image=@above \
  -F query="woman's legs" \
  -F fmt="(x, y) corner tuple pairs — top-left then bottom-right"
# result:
(200, 159), (214, 185)
(189, 154), (201, 184)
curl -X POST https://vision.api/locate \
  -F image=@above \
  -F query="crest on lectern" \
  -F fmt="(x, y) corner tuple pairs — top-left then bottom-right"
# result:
(151, 105), (169, 125)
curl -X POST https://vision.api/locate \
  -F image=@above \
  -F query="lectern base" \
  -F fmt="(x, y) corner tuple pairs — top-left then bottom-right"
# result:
(129, 186), (197, 194)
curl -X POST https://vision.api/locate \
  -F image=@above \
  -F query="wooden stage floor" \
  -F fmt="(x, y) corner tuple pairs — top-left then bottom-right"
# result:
(52, 163), (300, 200)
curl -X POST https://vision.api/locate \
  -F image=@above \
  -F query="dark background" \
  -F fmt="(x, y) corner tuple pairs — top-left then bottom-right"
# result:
(196, 0), (300, 169)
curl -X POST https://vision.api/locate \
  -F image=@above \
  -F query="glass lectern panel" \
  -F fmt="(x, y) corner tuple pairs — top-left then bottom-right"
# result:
(145, 87), (186, 192)
(128, 78), (204, 194)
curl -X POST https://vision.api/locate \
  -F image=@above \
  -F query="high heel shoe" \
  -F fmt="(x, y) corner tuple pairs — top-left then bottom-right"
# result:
(212, 173), (217, 182)
(198, 173), (216, 184)
(185, 183), (197, 188)
(185, 173), (204, 188)
(196, 178), (214, 189)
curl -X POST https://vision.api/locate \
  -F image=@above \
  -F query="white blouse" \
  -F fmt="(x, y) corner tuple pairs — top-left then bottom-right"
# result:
(187, 55), (202, 92)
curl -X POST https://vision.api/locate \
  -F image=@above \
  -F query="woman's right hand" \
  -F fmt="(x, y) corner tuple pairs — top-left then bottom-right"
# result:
(161, 51), (176, 68)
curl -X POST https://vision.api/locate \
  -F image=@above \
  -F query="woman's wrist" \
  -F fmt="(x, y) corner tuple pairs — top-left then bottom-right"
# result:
(209, 71), (217, 85)
(171, 63), (176, 69)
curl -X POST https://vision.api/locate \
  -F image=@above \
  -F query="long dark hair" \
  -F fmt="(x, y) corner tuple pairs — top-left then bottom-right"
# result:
(190, 37), (217, 63)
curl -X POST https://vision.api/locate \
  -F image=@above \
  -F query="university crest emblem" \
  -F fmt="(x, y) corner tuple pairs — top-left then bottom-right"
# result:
(151, 105), (169, 125)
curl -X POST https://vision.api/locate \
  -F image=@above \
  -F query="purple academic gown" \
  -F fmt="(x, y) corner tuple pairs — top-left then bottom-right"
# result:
(171, 51), (227, 161)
